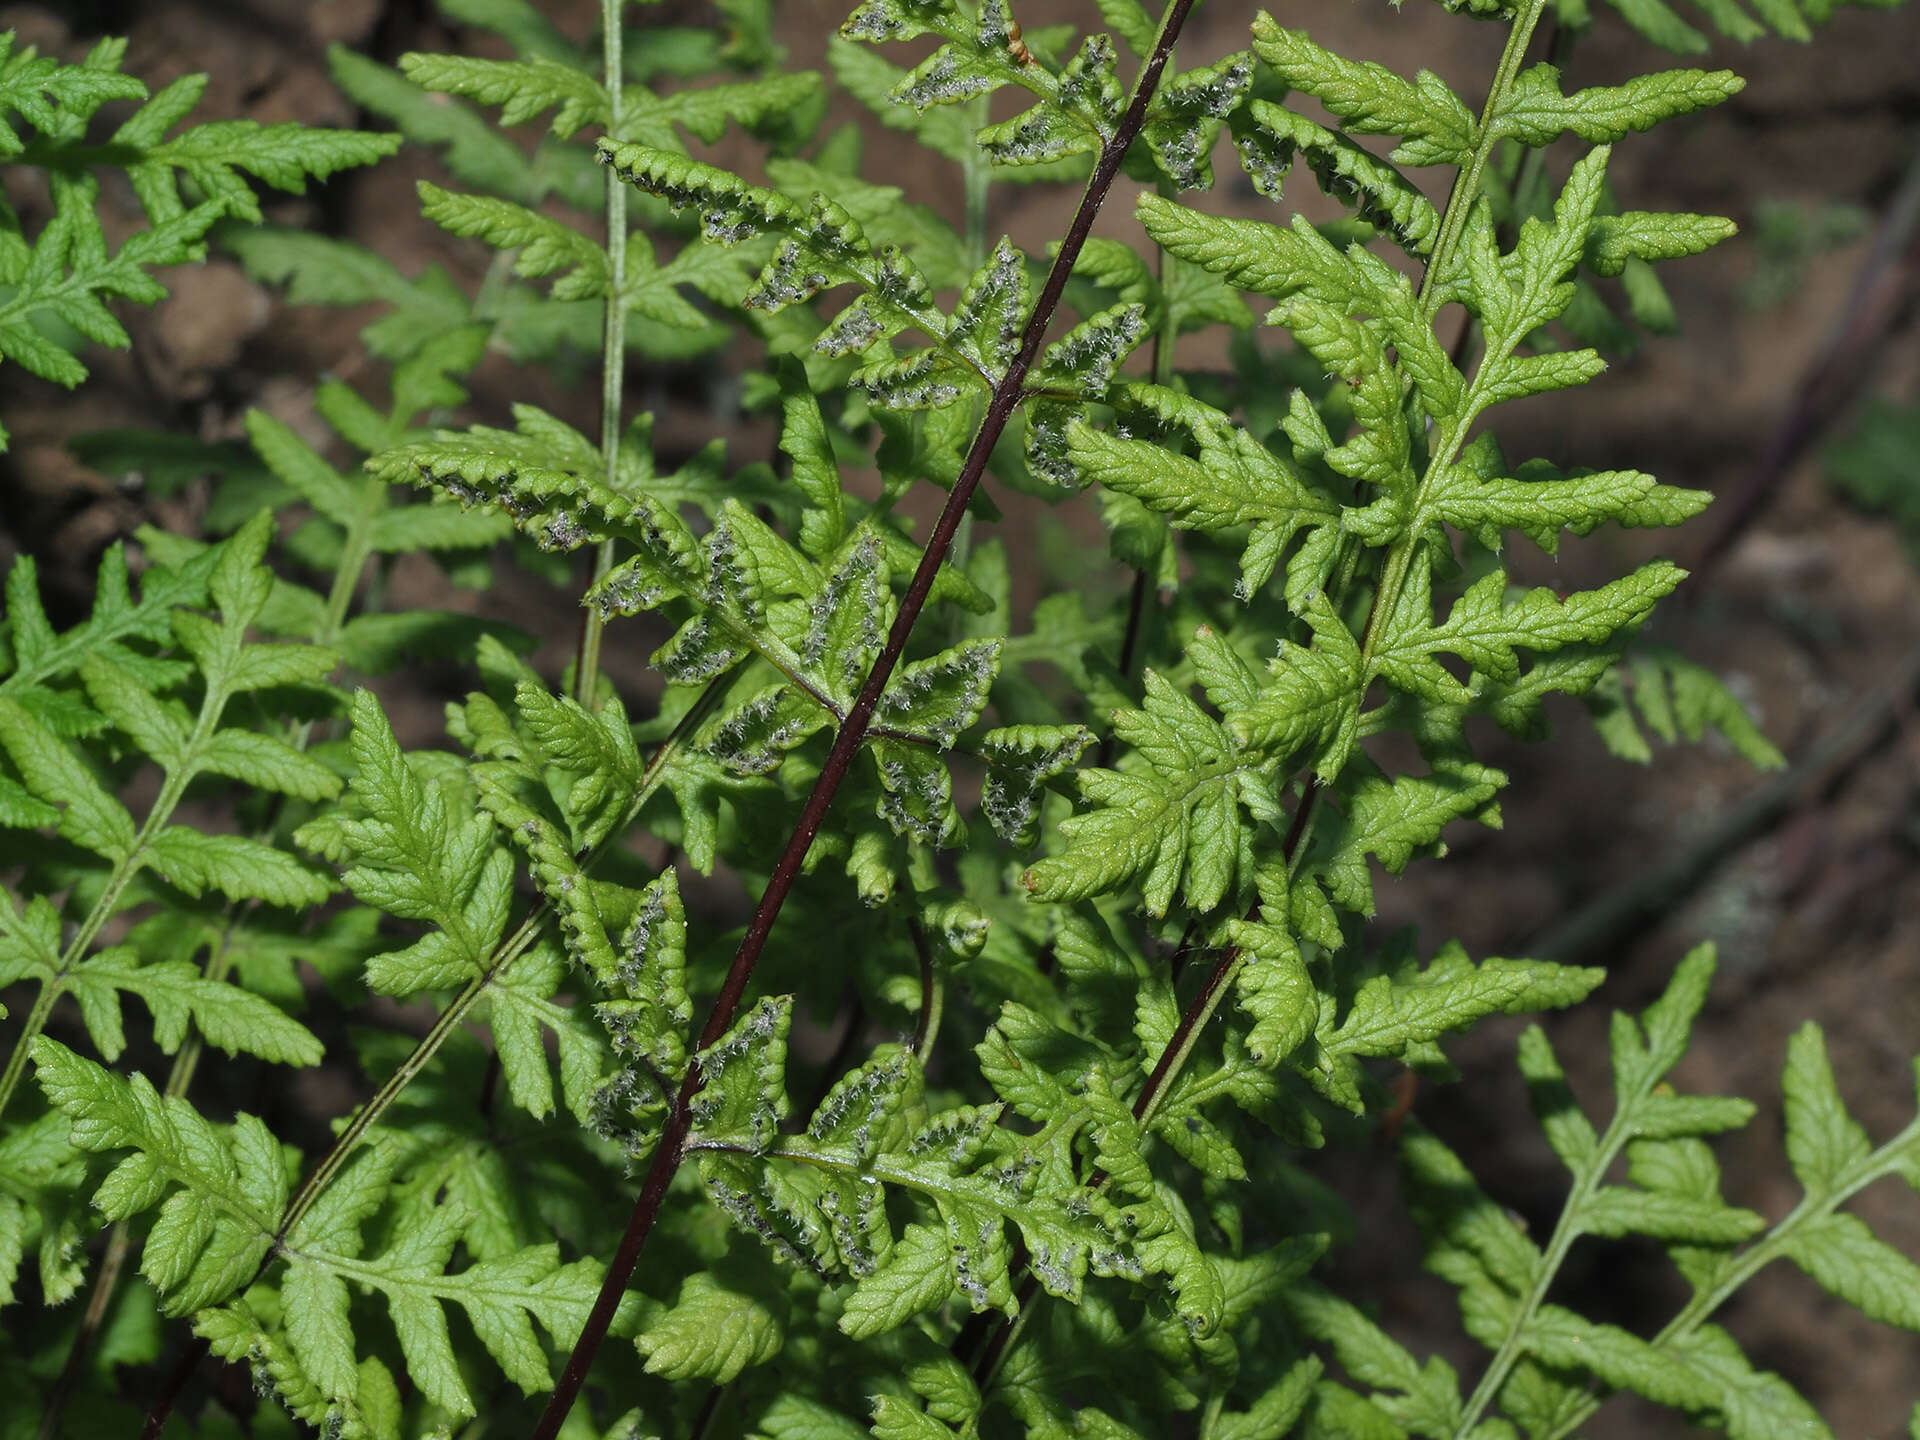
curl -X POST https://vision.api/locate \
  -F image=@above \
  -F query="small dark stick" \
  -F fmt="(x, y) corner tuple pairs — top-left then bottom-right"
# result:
(1006, 17), (1034, 65)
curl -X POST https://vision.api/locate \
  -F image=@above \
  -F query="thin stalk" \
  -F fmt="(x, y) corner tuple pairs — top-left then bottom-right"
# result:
(1117, 38), (1548, 1162)
(530, 7), (1202, 1433)
(964, 93), (992, 265)
(1268, 0), (1548, 900)
(1451, 1077), (1666, 1434)
(1417, 0), (1548, 314)
(133, 914), (552, 1440)
(1150, 232), (1180, 389)
(575, 0), (629, 710)
(476, 1045), (504, 1124)
(1131, 926), (1247, 1129)
(908, 916), (942, 1062)
(1145, 0), (1550, 1167)
(1094, 571), (1150, 772)
(137, 679), (722, 1440)
(689, 1381), (730, 1439)
(969, 1287), (1037, 1392)
(798, 990), (869, 1125)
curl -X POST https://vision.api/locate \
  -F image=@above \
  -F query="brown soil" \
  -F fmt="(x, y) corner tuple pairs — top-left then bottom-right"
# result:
(3, 0), (1918, 1434)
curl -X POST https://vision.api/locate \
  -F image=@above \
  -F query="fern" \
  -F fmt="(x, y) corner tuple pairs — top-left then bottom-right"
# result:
(0, 516), (337, 1315)
(5, 3), (1919, 1439)
(1398, 945), (1920, 1439)
(0, 31), (397, 450)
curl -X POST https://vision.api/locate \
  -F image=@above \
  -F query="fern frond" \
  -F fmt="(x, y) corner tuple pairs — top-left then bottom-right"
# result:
(32, 1036), (287, 1316)
(0, 38), (392, 447)
(1400, 946), (1920, 1440)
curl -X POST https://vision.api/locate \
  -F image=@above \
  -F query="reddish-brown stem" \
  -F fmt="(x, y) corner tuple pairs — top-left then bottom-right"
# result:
(1130, 923), (1248, 1120)
(802, 986), (868, 1118)
(689, 1380), (729, 1438)
(140, 1333), (210, 1440)
(969, 1270), (1039, 1385)
(530, 9), (1200, 1433)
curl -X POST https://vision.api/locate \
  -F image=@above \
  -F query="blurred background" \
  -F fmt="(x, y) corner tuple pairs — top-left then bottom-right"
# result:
(2, 0), (1918, 1431)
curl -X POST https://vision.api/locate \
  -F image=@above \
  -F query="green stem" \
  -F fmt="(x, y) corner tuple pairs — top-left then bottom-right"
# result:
(276, 933), (534, 1236)
(1278, 0), (1548, 891)
(1417, 0), (1547, 316)
(575, 0), (628, 710)
(964, 93), (991, 265)
(973, 11), (1560, 1393)
(1123, 0), (1550, 1155)
(908, 916), (943, 1062)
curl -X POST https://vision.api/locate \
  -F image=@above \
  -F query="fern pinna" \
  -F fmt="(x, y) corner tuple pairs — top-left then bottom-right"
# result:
(4, 2), (1920, 1439)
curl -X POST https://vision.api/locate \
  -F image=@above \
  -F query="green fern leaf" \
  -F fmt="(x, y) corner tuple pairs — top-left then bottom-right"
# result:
(1494, 65), (1745, 148)
(1024, 668), (1265, 917)
(399, 52), (608, 138)
(1237, 102), (1440, 256)
(1664, 1326), (1833, 1440)
(61, 946), (323, 1066)
(979, 724), (1092, 848)
(107, 80), (400, 224)
(145, 829), (333, 908)
(0, 695), (136, 860)
(1781, 1212), (1920, 1331)
(33, 1037), (284, 1314)
(418, 181), (609, 299)
(329, 44), (538, 203)
(317, 692), (513, 993)
(1285, 1284), (1465, 1436)
(1248, 19), (1474, 169)
(0, 35), (146, 152)
(638, 1272), (785, 1382)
